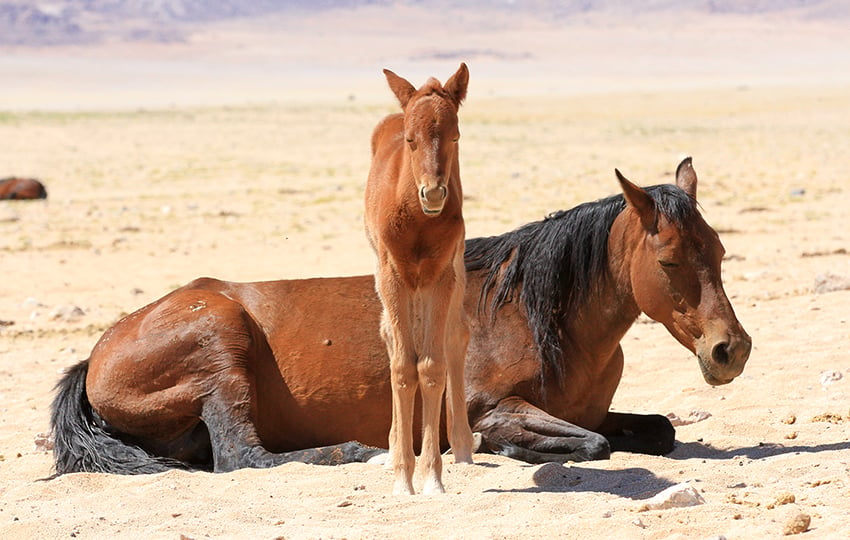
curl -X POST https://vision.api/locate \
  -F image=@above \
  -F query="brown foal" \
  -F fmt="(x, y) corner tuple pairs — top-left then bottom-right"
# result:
(364, 63), (475, 494)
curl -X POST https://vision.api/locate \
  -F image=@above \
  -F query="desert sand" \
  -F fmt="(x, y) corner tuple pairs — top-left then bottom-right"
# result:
(1, 6), (849, 539)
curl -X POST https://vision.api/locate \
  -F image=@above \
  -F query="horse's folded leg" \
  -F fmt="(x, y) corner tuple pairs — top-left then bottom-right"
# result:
(202, 392), (385, 471)
(244, 442), (387, 468)
(481, 432), (611, 464)
(597, 412), (676, 455)
(474, 402), (611, 464)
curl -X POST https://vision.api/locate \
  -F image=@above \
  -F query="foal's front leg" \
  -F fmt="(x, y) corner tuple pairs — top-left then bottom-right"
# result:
(377, 273), (418, 495)
(418, 284), (452, 494)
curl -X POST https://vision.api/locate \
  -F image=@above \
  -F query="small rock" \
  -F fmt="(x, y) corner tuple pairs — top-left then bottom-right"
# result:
(22, 297), (44, 308)
(783, 513), (811, 535)
(50, 305), (85, 323)
(34, 432), (54, 452)
(638, 482), (706, 511)
(667, 409), (712, 426)
(366, 452), (390, 466)
(771, 492), (796, 509)
(814, 273), (850, 294)
(631, 517), (646, 529)
(820, 370), (843, 387)
(782, 414), (797, 425)
(337, 500), (352, 508)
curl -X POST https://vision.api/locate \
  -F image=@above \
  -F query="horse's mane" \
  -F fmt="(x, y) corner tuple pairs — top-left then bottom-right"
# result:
(464, 184), (697, 385)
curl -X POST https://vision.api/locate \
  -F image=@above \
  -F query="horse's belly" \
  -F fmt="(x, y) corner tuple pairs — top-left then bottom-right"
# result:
(254, 327), (395, 451)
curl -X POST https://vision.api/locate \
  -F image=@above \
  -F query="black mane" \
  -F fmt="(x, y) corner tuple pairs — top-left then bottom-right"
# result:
(464, 184), (697, 384)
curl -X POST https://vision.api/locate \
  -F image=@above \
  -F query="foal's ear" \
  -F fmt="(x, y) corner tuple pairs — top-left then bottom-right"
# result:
(444, 63), (469, 107)
(616, 169), (657, 231)
(675, 156), (697, 199)
(383, 69), (417, 109)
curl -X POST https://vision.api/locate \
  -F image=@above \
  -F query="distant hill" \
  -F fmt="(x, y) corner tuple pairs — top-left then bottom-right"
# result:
(2, 0), (848, 47)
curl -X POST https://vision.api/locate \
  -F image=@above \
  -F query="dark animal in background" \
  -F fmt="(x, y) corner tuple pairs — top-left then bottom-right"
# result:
(50, 157), (751, 475)
(0, 177), (47, 200)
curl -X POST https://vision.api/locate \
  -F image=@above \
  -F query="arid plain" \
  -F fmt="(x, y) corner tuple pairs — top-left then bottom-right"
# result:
(1, 6), (849, 539)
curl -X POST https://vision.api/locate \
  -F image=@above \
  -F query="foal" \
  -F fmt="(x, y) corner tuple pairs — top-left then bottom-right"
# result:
(364, 64), (475, 494)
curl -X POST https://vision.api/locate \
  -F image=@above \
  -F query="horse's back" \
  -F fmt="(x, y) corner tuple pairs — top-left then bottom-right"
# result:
(0, 177), (47, 199)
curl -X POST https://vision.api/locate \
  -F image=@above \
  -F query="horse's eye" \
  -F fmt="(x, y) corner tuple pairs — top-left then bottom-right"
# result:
(659, 260), (679, 269)
(405, 136), (414, 143)
(453, 135), (460, 142)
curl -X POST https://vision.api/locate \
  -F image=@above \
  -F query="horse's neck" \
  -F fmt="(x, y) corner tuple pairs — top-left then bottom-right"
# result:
(565, 217), (642, 361)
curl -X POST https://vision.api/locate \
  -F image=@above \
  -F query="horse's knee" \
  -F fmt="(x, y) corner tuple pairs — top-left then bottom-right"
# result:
(390, 360), (418, 390)
(416, 356), (447, 390)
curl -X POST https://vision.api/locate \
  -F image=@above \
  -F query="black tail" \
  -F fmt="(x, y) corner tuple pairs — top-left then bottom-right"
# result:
(51, 359), (192, 475)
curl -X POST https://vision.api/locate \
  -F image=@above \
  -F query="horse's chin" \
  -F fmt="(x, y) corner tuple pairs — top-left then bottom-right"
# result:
(698, 356), (735, 386)
(421, 204), (444, 216)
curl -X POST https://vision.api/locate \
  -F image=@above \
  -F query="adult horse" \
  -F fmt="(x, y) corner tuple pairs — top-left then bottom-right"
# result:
(51, 158), (752, 475)
(364, 64), (475, 494)
(0, 177), (47, 199)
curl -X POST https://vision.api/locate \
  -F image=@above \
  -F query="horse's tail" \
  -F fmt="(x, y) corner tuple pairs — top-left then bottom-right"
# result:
(51, 359), (191, 475)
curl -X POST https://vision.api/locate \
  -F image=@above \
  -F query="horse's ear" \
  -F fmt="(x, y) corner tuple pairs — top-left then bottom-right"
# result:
(675, 156), (697, 199)
(383, 69), (416, 109)
(616, 168), (657, 230)
(444, 63), (469, 107)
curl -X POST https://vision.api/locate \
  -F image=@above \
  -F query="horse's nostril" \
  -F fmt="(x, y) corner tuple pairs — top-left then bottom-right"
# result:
(712, 342), (730, 365)
(420, 185), (427, 200)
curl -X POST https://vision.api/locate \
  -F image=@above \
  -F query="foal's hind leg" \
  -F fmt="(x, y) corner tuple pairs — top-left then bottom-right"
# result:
(443, 252), (475, 464)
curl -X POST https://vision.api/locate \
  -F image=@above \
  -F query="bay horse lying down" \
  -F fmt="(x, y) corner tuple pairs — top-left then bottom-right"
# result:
(51, 158), (752, 474)
(0, 177), (47, 200)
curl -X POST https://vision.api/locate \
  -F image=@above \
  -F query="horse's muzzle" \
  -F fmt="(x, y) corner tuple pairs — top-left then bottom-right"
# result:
(420, 184), (447, 215)
(698, 332), (752, 386)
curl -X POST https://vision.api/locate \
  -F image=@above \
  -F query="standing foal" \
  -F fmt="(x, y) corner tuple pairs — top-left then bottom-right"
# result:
(364, 64), (475, 494)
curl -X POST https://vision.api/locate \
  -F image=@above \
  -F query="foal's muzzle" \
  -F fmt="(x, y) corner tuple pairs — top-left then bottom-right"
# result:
(419, 184), (448, 215)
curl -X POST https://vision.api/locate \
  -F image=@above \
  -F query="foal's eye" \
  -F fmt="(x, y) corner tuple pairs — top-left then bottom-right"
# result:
(405, 137), (414, 143)
(453, 135), (460, 142)
(659, 260), (679, 269)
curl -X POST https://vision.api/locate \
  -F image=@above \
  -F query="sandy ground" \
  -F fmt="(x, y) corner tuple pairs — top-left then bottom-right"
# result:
(1, 7), (850, 539)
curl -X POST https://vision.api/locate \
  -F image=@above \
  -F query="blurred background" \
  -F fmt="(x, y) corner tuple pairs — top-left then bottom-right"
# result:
(2, 0), (849, 109)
